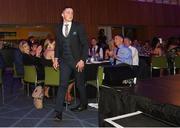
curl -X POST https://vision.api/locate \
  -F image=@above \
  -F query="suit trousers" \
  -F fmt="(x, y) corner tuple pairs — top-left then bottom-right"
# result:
(55, 60), (87, 113)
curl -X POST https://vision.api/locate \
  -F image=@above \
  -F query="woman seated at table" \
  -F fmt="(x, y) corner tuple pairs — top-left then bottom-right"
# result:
(150, 37), (163, 57)
(150, 37), (164, 76)
(20, 40), (44, 81)
(166, 37), (180, 74)
(43, 38), (55, 66)
(19, 40), (44, 109)
(104, 39), (116, 60)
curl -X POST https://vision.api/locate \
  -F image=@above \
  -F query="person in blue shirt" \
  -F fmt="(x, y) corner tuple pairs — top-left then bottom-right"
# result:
(113, 35), (132, 65)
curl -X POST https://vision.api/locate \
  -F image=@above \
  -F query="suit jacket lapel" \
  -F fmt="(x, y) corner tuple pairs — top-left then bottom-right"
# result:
(59, 22), (75, 38)
(59, 24), (63, 36)
(68, 22), (75, 37)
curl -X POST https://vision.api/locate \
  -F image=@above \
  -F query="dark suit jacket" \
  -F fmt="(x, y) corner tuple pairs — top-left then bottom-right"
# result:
(0, 52), (4, 69)
(13, 48), (24, 76)
(55, 21), (88, 64)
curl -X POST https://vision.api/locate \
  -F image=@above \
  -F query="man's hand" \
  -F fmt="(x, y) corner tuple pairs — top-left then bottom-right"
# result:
(76, 60), (85, 72)
(53, 58), (59, 70)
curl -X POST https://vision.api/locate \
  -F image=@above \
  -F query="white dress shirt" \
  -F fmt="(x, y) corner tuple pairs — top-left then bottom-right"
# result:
(129, 46), (139, 65)
(88, 45), (104, 59)
(62, 22), (72, 37)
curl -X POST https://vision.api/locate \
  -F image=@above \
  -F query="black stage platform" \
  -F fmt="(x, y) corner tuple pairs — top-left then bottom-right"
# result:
(99, 74), (180, 127)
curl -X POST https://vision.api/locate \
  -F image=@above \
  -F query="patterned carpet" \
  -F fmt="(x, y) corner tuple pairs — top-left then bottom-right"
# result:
(0, 70), (98, 127)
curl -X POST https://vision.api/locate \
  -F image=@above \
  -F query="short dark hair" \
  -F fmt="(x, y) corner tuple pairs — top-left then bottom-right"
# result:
(115, 34), (124, 39)
(124, 36), (132, 41)
(62, 6), (73, 12)
(151, 37), (160, 49)
(91, 37), (97, 40)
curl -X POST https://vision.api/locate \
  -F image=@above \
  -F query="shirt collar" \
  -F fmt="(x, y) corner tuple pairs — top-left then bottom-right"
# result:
(63, 22), (72, 26)
(117, 44), (124, 48)
(92, 45), (98, 49)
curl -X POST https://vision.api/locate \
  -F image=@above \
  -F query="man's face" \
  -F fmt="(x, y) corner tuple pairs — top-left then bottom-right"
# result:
(124, 38), (131, 47)
(91, 39), (97, 46)
(62, 8), (74, 22)
(114, 35), (123, 46)
(22, 43), (30, 53)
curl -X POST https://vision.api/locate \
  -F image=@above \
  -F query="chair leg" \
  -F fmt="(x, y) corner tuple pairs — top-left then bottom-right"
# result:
(174, 68), (176, 75)
(97, 85), (100, 103)
(21, 79), (26, 95)
(65, 101), (68, 111)
(133, 77), (137, 84)
(2, 84), (4, 104)
(11, 78), (15, 94)
(27, 83), (30, 96)
(53, 87), (56, 103)
(150, 67), (152, 77)
(73, 85), (77, 104)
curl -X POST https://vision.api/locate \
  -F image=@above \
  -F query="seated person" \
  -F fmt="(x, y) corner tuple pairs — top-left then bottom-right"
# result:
(111, 35), (132, 65)
(166, 38), (180, 74)
(42, 38), (55, 66)
(150, 37), (163, 57)
(150, 37), (164, 76)
(88, 38), (103, 60)
(20, 41), (44, 81)
(19, 40), (44, 109)
(104, 39), (116, 60)
(124, 37), (139, 66)
(13, 42), (24, 76)
(30, 42), (39, 56)
(42, 38), (55, 98)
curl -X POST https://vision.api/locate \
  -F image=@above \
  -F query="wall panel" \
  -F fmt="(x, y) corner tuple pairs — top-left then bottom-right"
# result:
(0, 0), (179, 38)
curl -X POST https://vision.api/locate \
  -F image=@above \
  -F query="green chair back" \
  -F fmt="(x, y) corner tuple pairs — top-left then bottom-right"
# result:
(86, 66), (104, 87)
(97, 66), (104, 87)
(13, 63), (23, 78)
(151, 56), (168, 69)
(45, 66), (76, 105)
(174, 56), (180, 68)
(44, 66), (59, 86)
(24, 65), (37, 84)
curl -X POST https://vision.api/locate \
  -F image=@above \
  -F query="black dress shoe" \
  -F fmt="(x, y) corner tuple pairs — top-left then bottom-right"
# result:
(44, 96), (52, 99)
(70, 104), (88, 112)
(54, 112), (62, 121)
(63, 102), (71, 106)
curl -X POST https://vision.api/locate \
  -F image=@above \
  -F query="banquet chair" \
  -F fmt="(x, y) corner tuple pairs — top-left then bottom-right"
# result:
(23, 65), (43, 96)
(13, 63), (24, 78)
(44, 66), (76, 109)
(86, 66), (104, 102)
(44, 66), (59, 99)
(174, 56), (180, 74)
(151, 56), (169, 77)
(12, 63), (24, 93)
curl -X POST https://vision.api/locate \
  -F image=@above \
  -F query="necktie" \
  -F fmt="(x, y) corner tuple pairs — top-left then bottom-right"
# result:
(93, 48), (96, 56)
(65, 24), (69, 37)
(114, 48), (119, 65)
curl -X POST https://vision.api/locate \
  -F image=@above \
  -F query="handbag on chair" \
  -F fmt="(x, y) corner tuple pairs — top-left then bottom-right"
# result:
(32, 86), (44, 109)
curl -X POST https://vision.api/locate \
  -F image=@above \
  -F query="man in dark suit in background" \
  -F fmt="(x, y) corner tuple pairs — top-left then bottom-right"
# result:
(53, 7), (88, 121)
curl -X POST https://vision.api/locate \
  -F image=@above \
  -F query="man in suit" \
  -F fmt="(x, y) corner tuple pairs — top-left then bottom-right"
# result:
(53, 7), (88, 121)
